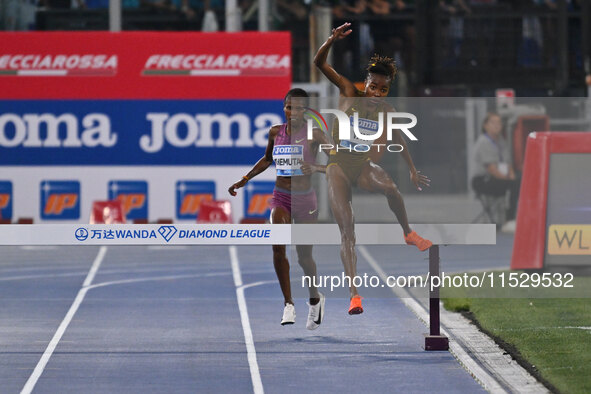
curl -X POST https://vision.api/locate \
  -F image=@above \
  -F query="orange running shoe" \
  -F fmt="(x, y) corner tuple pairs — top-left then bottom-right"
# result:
(348, 295), (363, 315)
(404, 231), (433, 252)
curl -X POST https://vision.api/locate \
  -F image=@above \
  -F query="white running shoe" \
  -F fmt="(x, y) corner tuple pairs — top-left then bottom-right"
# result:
(306, 292), (325, 330)
(281, 303), (296, 325)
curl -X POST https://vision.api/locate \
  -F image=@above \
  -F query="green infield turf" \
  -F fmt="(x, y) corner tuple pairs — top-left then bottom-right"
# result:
(442, 271), (591, 394)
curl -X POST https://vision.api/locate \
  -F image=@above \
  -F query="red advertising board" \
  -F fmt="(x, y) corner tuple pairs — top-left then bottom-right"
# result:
(0, 32), (291, 99)
(511, 132), (591, 270)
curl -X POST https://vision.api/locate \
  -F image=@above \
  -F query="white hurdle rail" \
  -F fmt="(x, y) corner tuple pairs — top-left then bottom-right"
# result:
(0, 223), (496, 351)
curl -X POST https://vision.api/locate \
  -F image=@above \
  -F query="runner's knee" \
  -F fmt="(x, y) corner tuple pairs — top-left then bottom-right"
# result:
(297, 247), (313, 261)
(385, 183), (400, 198)
(340, 229), (356, 246)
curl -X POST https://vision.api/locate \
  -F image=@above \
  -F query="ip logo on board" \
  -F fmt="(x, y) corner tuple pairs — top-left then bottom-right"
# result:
(244, 181), (274, 220)
(176, 181), (215, 220)
(40, 180), (80, 220)
(108, 180), (148, 221)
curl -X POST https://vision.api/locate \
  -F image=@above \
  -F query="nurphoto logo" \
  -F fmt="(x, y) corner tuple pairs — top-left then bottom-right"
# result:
(306, 108), (418, 153)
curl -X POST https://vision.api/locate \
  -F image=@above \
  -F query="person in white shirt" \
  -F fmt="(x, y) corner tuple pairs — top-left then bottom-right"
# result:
(472, 112), (521, 230)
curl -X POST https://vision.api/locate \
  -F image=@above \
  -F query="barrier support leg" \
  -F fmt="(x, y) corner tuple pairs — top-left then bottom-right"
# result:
(425, 245), (449, 351)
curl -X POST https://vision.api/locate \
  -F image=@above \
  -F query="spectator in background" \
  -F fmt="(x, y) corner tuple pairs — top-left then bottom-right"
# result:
(367, 0), (396, 63)
(176, 0), (222, 23)
(519, 0), (548, 67)
(331, 0), (367, 18)
(568, 0), (583, 72)
(140, 0), (176, 12)
(274, 0), (308, 33)
(520, 0), (582, 70)
(276, 0), (307, 22)
(368, 0), (416, 80)
(461, 0), (501, 68)
(276, 0), (308, 79)
(332, 0), (370, 80)
(472, 112), (520, 233)
(439, 0), (471, 67)
(72, 0), (139, 8)
(1, 0), (20, 29)
(240, 0), (257, 30)
(1, 0), (38, 29)
(395, 1), (416, 78)
(201, 0), (220, 30)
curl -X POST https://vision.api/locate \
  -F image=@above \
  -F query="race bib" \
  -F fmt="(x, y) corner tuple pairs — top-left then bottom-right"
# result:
(273, 145), (304, 176)
(339, 116), (380, 151)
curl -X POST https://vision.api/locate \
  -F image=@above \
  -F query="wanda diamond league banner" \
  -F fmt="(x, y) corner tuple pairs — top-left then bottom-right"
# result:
(0, 32), (291, 222)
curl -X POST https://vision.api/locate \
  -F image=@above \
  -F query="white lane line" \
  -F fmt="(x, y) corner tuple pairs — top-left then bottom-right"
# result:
(229, 246), (264, 394)
(239, 280), (277, 290)
(87, 271), (232, 290)
(230, 246), (243, 287)
(0, 272), (89, 282)
(0, 264), (84, 272)
(358, 246), (507, 393)
(0, 267), (231, 282)
(21, 246), (108, 394)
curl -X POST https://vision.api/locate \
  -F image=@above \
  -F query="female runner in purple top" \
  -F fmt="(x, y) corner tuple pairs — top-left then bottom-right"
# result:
(228, 88), (331, 329)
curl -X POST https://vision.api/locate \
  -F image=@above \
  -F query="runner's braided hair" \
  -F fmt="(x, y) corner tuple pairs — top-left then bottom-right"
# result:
(366, 54), (397, 84)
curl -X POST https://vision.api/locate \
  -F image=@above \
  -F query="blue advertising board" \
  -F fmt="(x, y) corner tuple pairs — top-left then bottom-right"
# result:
(0, 100), (283, 166)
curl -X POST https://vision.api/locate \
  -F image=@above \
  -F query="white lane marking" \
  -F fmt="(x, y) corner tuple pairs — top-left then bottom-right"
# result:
(230, 246), (243, 287)
(229, 246), (264, 394)
(239, 280), (277, 290)
(0, 272), (89, 282)
(21, 246), (108, 394)
(1, 266), (274, 283)
(86, 271), (231, 290)
(2, 269), (274, 289)
(358, 245), (506, 393)
(82, 247), (105, 287)
(0, 264), (84, 272)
